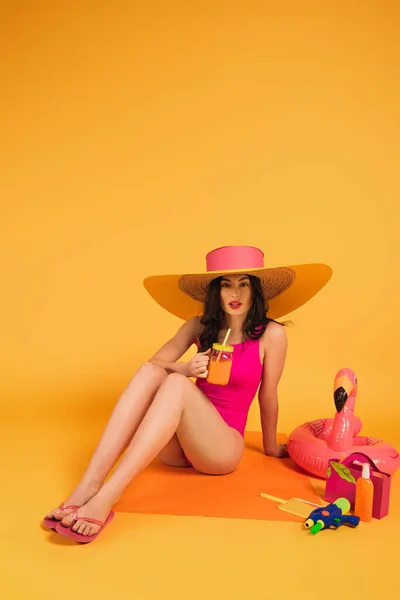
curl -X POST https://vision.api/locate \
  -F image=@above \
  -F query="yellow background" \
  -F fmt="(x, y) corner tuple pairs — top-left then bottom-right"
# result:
(2, 1), (400, 599)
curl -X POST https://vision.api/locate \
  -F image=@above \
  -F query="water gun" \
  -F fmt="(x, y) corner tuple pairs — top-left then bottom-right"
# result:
(304, 498), (360, 534)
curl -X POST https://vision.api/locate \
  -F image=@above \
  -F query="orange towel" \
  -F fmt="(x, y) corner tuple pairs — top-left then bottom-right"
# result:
(114, 431), (320, 522)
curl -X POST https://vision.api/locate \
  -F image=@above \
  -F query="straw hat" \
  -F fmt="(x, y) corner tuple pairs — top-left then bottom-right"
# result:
(143, 245), (332, 320)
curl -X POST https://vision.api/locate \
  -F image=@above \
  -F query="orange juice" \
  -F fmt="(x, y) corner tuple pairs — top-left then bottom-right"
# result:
(206, 343), (233, 385)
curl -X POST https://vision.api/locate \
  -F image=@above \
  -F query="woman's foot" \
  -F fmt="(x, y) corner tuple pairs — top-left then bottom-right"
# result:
(58, 491), (115, 537)
(45, 480), (103, 522)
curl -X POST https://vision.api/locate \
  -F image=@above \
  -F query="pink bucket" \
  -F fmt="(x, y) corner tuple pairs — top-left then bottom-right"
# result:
(324, 452), (391, 519)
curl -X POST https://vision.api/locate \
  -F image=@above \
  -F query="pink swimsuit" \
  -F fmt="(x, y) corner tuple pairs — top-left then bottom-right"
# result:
(195, 337), (264, 437)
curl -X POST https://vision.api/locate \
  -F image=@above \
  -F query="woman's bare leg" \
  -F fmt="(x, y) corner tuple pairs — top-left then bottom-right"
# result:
(46, 363), (168, 520)
(158, 433), (191, 467)
(60, 373), (244, 537)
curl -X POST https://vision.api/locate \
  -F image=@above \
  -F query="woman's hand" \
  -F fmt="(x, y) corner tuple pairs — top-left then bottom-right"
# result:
(184, 348), (211, 378)
(265, 443), (289, 459)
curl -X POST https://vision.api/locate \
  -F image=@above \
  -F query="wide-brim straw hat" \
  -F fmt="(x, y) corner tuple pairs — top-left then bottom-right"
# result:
(143, 245), (332, 320)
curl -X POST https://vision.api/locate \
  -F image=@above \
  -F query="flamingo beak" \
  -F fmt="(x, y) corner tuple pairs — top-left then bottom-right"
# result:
(333, 375), (354, 412)
(334, 387), (347, 412)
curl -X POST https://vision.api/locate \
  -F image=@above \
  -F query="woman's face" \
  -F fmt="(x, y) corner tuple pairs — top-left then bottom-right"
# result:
(219, 274), (252, 317)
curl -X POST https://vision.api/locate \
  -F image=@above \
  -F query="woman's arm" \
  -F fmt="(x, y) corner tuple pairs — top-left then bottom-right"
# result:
(258, 322), (288, 458)
(148, 317), (201, 375)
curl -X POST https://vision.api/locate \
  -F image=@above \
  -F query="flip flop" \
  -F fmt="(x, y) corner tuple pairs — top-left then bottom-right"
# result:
(43, 503), (81, 530)
(55, 510), (115, 543)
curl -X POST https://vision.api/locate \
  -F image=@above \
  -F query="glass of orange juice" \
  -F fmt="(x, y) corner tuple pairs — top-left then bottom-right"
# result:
(206, 343), (234, 385)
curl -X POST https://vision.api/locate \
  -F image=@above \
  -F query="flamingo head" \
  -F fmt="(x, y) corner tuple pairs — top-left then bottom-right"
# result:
(333, 368), (357, 413)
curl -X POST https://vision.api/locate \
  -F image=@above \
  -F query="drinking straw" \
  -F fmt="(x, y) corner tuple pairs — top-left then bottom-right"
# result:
(216, 328), (231, 363)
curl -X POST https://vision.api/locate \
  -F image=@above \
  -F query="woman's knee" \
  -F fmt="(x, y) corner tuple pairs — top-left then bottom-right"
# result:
(134, 361), (168, 385)
(160, 371), (188, 390)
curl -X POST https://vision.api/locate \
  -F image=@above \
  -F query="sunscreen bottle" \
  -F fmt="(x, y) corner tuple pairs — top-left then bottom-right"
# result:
(354, 462), (374, 522)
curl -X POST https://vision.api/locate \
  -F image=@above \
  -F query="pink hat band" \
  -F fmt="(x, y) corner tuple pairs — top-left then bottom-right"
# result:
(206, 246), (264, 272)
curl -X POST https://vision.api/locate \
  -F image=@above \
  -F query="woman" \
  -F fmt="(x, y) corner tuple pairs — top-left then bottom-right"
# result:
(43, 245), (332, 543)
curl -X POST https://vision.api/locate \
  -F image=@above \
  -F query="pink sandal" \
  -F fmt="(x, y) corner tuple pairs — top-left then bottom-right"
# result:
(55, 510), (115, 543)
(43, 503), (80, 530)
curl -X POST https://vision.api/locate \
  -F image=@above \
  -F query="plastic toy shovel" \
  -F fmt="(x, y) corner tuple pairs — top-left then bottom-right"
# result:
(260, 493), (323, 518)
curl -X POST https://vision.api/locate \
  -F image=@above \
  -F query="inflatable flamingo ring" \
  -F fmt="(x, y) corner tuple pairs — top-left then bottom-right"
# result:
(287, 368), (400, 478)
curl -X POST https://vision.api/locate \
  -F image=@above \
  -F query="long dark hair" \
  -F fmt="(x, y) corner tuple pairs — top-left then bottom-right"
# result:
(197, 274), (292, 352)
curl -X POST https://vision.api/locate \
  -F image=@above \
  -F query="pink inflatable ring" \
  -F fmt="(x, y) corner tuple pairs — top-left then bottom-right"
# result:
(287, 368), (400, 478)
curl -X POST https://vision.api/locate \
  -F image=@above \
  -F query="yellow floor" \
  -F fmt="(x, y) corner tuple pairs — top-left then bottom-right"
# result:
(4, 416), (400, 600)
